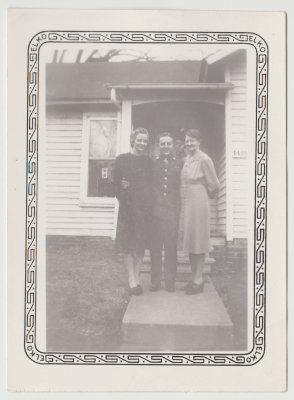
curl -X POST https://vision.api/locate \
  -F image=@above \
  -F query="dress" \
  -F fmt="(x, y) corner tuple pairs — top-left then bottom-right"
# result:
(113, 152), (153, 253)
(180, 150), (220, 255)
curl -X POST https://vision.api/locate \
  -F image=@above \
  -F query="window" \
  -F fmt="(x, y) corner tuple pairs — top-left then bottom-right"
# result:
(81, 112), (120, 205)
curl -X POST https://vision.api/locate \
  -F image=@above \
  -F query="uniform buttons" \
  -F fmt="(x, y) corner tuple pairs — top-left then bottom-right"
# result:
(164, 184), (167, 188)
(164, 177), (167, 180)
(164, 193), (167, 196)
(164, 169), (167, 172)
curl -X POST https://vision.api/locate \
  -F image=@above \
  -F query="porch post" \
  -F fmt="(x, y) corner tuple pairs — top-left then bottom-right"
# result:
(225, 65), (233, 242)
(120, 97), (132, 154)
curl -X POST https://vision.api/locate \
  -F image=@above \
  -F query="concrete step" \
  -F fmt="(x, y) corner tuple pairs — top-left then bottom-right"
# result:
(143, 250), (216, 265)
(121, 275), (234, 351)
(142, 250), (215, 278)
(141, 263), (212, 279)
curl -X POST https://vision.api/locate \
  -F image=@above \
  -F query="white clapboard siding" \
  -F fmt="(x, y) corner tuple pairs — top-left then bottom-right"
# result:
(46, 173), (81, 180)
(46, 211), (114, 219)
(47, 118), (82, 125)
(230, 53), (248, 239)
(45, 112), (116, 237)
(46, 162), (81, 169)
(46, 187), (81, 195)
(46, 229), (115, 237)
(46, 193), (82, 200)
(47, 125), (83, 131)
(46, 131), (82, 137)
(230, 133), (247, 142)
(46, 143), (82, 150)
(46, 155), (81, 162)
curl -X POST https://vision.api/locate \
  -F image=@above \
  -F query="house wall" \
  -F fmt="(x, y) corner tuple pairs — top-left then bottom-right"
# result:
(46, 109), (117, 236)
(226, 51), (248, 239)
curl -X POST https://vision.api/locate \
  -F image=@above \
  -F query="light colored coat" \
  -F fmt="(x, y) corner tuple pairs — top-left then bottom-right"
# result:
(180, 150), (220, 254)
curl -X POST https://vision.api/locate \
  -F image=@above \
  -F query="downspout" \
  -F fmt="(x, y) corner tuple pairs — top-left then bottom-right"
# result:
(110, 87), (121, 110)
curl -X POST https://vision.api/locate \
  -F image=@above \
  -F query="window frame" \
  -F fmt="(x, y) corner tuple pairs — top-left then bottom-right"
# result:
(80, 112), (121, 207)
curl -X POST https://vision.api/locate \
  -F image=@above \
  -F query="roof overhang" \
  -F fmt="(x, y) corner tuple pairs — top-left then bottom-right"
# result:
(108, 83), (234, 91)
(109, 83), (234, 106)
(108, 83), (234, 107)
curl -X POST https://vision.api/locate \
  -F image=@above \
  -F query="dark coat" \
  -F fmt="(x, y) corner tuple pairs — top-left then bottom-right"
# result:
(113, 152), (153, 252)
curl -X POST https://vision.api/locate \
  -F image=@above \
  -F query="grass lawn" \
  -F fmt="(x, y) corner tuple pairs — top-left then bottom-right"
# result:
(46, 236), (247, 352)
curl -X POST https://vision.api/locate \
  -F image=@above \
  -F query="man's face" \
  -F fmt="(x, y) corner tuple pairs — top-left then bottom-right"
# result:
(159, 135), (174, 156)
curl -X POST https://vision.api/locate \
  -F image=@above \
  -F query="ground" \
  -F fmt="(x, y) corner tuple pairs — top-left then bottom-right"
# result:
(46, 236), (247, 352)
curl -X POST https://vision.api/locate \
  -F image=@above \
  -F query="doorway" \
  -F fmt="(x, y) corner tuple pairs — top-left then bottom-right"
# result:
(132, 100), (225, 160)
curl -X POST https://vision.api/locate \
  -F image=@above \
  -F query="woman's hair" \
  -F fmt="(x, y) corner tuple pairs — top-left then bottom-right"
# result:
(130, 127), (149, 147)
(185, 128), (202, 141)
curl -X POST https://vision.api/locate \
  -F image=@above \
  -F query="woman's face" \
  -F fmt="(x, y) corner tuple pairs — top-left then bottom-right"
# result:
(185, 135), (200, 154)
(133, 133), (149, 154)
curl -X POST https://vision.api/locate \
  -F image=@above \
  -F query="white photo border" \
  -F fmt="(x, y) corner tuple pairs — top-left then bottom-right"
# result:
(25, 31), (268, 366)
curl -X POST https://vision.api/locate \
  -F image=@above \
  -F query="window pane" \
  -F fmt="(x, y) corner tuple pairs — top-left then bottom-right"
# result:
(89, 120), (117, 159)
(87, 160), (115, 198)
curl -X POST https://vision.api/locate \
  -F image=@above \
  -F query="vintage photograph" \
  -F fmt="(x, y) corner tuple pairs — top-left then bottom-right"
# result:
(42, 41), (252, 353)
(7, 8), (287, 392)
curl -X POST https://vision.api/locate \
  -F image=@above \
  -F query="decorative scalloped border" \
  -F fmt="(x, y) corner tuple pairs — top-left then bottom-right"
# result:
(25, 31), (268, 365)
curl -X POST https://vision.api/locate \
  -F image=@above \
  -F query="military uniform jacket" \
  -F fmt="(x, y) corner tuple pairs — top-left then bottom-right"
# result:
(152, 155), (181, 220)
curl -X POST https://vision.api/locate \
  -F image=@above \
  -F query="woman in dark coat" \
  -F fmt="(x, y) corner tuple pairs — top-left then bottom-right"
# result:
(113, 128), (153, 296)
(180, 128), (220, 295)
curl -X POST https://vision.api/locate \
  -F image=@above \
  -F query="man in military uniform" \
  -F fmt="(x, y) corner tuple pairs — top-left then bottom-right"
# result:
(150, 133), (181, 292)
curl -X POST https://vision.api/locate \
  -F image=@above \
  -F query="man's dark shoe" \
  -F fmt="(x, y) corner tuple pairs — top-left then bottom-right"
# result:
(165, 284), (175, 292)
(149, 283), (161, 292)
(182, 281), (193, 291)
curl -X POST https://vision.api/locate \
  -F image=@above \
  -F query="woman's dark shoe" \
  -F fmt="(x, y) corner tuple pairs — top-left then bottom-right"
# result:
(128, 287), (137, 296)
(129, 285), (143, 296)
(136, 285), (143, 295)
(185, 282), (204, 295)
(182, 281), (194, 291)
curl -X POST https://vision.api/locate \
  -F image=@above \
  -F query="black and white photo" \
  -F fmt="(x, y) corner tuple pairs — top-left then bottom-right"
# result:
(43, 41), (252, 353)
(6, 8), (287, 392)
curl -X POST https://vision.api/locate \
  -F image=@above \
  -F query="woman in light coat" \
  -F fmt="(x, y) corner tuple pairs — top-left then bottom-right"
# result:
(180, 128), (220, 295)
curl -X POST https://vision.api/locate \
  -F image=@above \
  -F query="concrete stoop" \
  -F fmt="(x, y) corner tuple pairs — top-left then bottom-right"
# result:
(142, 250), (214, 279)
(121, 275), (234, 351)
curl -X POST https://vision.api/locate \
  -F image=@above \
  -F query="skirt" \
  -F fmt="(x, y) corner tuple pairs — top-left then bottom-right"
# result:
(115, 206), (152, 254)
(180, 183), (210, 255)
